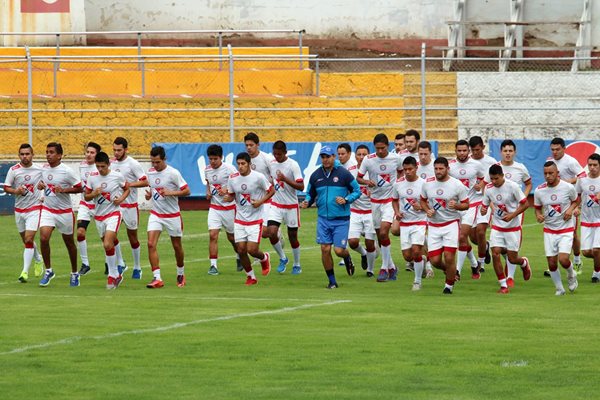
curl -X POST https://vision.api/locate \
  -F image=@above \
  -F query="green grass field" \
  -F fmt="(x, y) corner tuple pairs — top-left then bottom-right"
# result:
(1, 208), (598, 399)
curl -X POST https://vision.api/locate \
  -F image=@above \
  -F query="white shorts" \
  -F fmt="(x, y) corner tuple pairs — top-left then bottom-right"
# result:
(95, 213), (122, 238)
(268, 205), (300, 228)
(15, 208), (41, 232)
(147, 213), (183, 237)
(208, 207), (235, 233)
(77, 203), (95, 222)
(400, 223), (426, 250)
(427, 220), (460, 254)
(476, 205), (491, 225)
(490, 227), (522, 252)
(234, 222), (263, 243)
(543, 231), (574, 257)
(461, 206), (478, 227)
(349, 211), (376, 240)
(39, 208), (75, 235)
(262, 202), (273, 227)
(372, 201), (394, 229)
(581, 225), (600, 251)
(120, 205), (139, 230)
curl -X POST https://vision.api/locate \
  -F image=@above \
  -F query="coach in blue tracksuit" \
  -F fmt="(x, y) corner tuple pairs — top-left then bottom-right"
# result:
(300, 145), (361, 289)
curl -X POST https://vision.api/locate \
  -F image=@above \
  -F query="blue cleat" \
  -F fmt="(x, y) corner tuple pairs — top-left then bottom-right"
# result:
(131, 269), (142, 280)
(277, 257), (289, 273)
(39, 270), (55, 287)
(291, 265), (302, 275)
(70, 273), (80, 287)
(118, 264), (128, 276)
(376, 269), (389, 282)
(388, 268), (398, 281)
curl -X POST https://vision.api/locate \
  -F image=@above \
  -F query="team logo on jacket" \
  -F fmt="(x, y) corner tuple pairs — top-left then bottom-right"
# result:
(433, 198), (446, 210)
(333, 177), (339, 183)
(548, 204), (562, 217)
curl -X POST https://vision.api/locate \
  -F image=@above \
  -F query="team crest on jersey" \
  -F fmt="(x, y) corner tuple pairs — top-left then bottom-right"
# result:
(212, 175), (218, 181)
(550, 194), (558, 201)
(24, 175), (30, 181)
(276, 169), (282, 175)
(333, 177), (339, 183)
(420, 173), (426, 179)
(407, 188), (414, 195)
(590, 185), (596, 192)
(380, 165), (387, 171)
(101, 182), (107, 189)
(241, 183), (247, 190)
(496, 194), (502, 201)
(377, 174), (391, 187)
(251, 164), (256, 170)
(433, 198), (446, 210)
(47, 174), (53, 181)
(155, 178), (161, 185)
(459, 169), (466, 176)
(505, 172), (512, 179)
(548, 204), (562, 217)
(436, 188), (444, 195)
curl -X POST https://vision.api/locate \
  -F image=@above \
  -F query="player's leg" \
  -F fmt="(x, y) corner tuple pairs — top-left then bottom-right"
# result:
(591, 247), (600, 283)
(208, 228), (221, 275)
(442, 248), (457, 294)
(122, 206), (141, 277)
(572, 220), (582, 273)
(76, 214), (91, 274)
(287, 226), (301, 274)
(267, 221), (288, 273)
(247, 224), (270, 277)
(457, 223), (478, 279)
(491, 246), (508, 293)
(410, 244), (425, 291)
(102, 226), (120, 289)
(170, 235), (186, 287)
(55, 212), (79, 286)
(390, 218), (400, 237)
(38, 209), (58, 286)
(348, 215), (367, 273)
(475, 222), (490, 271)
(146, 229), (163, 287)
(581, 226), (599, 282)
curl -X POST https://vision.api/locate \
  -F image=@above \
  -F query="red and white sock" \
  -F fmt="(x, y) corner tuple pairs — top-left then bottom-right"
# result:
(132, 241), (141, 270)
(152, 266), (161, 281)
(23, 243), (35, 273)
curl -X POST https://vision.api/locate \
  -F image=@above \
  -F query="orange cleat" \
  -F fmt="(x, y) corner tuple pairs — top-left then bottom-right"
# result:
(177, 274), (186, 288)
(506, 277), (515, 288)
(497, 286), (509, 294)
(260, 252), (271, 276)
(146, 279), (164, 289)
(522, 257), (532, 281)
(245, 276), (258, 286)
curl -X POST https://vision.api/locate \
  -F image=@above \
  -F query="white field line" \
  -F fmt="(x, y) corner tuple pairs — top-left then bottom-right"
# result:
(0, 293), (336, 302)
(0, 299), (351, 356)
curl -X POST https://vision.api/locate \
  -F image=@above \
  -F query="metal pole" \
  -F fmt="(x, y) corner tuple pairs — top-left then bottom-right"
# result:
(315, 58), (320, 96)
(218, 32), (223, 70)
(228, 44), (234, 142)
(141, 57), (145, 98)
(26, 46), (33, 145)
(137, 32), (142, 70)
(54, 34), (60, 97)
(420, 42), (427, 140)
(299, 30), (304, 70)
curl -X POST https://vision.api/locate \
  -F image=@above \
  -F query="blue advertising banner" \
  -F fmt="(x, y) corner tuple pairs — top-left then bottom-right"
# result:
(155, 141), (439, 197)
(0, 163), (16, 215)
(489, 139), (600, 191)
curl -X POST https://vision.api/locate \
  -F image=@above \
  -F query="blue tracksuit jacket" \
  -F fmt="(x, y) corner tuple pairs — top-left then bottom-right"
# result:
(304, 164), (361, 220)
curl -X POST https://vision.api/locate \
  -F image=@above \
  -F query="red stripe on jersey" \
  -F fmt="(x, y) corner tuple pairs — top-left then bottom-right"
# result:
(15, 205), (42, 213)
(42, 206), (73, 214)
(94, 211), (121, 221)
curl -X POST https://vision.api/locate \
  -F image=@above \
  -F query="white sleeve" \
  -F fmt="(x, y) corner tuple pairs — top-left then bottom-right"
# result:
(4, 168), (14, 187)
(292, 161), (303, 182)
(133, 160), (147, 181)
(175, 169), (188, 190)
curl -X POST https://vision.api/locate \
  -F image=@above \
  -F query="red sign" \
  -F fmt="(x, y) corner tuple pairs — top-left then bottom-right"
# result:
(21, 0), (70, 13)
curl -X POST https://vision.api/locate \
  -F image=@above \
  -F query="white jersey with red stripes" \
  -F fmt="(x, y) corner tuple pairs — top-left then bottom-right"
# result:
(417, 161), (434, 180)
(86, 170), (127, 218)
(497, 161), (531, 189)
(227, 170), (272, 224)
(79, 161), (97, 210)
(205, 162), (237, 210)
(482, 179), (527, 230)
(343, 159), (371, 212)
(269, 157), (303, 207)
(575, 174), (600, 227)
(548, 154), (585, 182)
(147, 165), (188, 217)
(421, 176), (469, 225)
(392, 176), (427, 225)
(250, 150), (274, 180)
(5, 162), (43, 212)
(40, 163), (81, 212)
(449, 157), (485, 205)
(358, 152), (399, 202)
(110, 156), (147, 205)
(534, 180), (577, 233)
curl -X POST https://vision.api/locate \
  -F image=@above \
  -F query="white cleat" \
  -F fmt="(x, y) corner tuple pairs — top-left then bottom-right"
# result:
(568, 276), (579, 293)
(412, 282), (422, 291)
(555, 288), (566, 296)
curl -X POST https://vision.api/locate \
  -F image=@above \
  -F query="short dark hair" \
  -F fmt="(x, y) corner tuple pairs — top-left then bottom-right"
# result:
(418, 141), (432, 151)
(395, 133), (405, 141)
(150, 146), (166, 159)
(355, 144), (369, 152)
(544, 161), (557, 168)
(501, 139), (516, 150)
(243, 132), (260, 144)
(434, 157), (449, 167)
(402, 156), (418, 167)
(337, 143), (351, 153)
(588, 153), (600, 163)
(207, 144), (223, 158)
(405, 129), (420, 142)
(373, 133), (389, 146)
(236, 152), (251, 164)
(468, 136), (484, 148)
(95, 151), (110, 164)
(488, 164), (503, 176)
(47, 142), (63, 155)
(272, 140), (287, 153)
(19, 143), (33, 152)
(455, 139), (469, 148)
(550, 137), (566, 148)
(86, 141), (101, 153)
(113, 137), (128, 148)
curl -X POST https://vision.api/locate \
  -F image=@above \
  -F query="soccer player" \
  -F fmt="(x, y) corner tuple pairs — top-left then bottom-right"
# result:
(205, 144), (239, 275)
(84, 152), (130, 289)
(394, 133), (406, 154)
(4, 144), (44, 282)
(480, 164), (531, 293)
(417, 141), (435, 180)
(575, 153), (600, 283)
(301, 146), (361, 288)
(339, 143), (377, 277)
(358, 133), (401, 282)
(392, 156), (427, 290)
(420, 157), (470, 294)
(393, 130), (421, 238)
(37, 142), (83, 287)
(76, 142), (101, 276)
(144, 146), (190, 289)
(224, 152), (274, 285)
(534, 161), (579, 295)
(449, 139), (485, 279)
(268, 140), (304, 274)
(111, 137), (148, 279)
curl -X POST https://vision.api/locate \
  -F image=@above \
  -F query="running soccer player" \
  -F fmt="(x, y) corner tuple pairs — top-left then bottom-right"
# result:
(393, 130), (421, 238)
(357, 133), (401, 282)
(4, 144), (44, 282)
(224, 152), (274, 285)
(76, 142), (101, 276)
(84, 152), (130, 289)
(420, 157), (470, 294)
(339, 143), (377, 277)
(449, 140), (485, 279)
(111, 137), (148, 279)
(534, 161), (579, 296)
(205, 144), (239, 276)
(268, 140), (304, 274)
(37, 142), (83, 287)
(394, 133), (406, 154)
(417, 141), (435, 180)
(144, 146), (190, 289)
(392, 156), (427, 291)
(575, 153), (600, 283)
(480, 164), (531, 293)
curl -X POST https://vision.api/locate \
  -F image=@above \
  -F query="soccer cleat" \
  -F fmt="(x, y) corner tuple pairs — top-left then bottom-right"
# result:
(568, 276), (578, 293)
(506, 277), (515, 288)
(479, 266), (486, 273)
(78, 263), (91, 276)
(366, 271), (374, 278)
(70, 273), (80, 287)
(412, 282), (422, 291)
(236, 258), (243, 272)
(18, 271), (28, 283)
(442, 287), (453, 294)
(497, 286), (509, 294)
(555, 288), (566, 296)
(34, 260), (44, 277)
(177, 274), (186, 288)
(376, 269), (389, 282)
(245, 276), (258, 286)
(207, 266), (219, 276)
(146, 279), (164, 289)
(118, 264), (128, 276)
(454, 271), (461, 282)
(405, 262), (414, 272)
(425, 266), (435, 279)
(277, 257), (289, 274)
(104, 263), (108, 275)
(361, 255), (368, 270)
(291, 265), (302, 275)
(132, 269), (142, 280)
(485, 241), (491, 264)
(326, 282), (339, 289)
(343, 256), (355, 276)
(592, 275), (599, 284)
(115, 274), (123, 288)
(471, 266), (481, 280)
(39, 270), (55, 286)
(260, 253), (271, 276)
(106, 276), (117, 290)
(521, 257), (532, 281)
(573, 261), (583, 275)
(388, 268), (398, 281)
(543, 269), (551, 277)
(338, 259), (345, 266)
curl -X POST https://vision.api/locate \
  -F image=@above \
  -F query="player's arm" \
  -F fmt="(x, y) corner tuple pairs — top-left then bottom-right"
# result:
(392, 197), (403, 220)
(563, 193), (580, 221)
(114, 182), (130, 206)
(523, 180), (532, 197)
(420, 195), (435, 218)
(83, 186), (101, 201)
(480, 195), (490, 215)
(3, 182), (26, 196)
(205, 179), (212, 200)
(504, 197), (529, 222)
(450, 197), (469, 211)
(301, 177), (316, 208)
(162, 185), (190, 197)
(281, 175), (304, 191)
(356, 173), (374, 187)
(341, 176), (361, 205)
(533, 192), (544, 223)
(128, 178), (149, 188)
(252, 185), (275, 208)
(55, 183), (83, 194)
